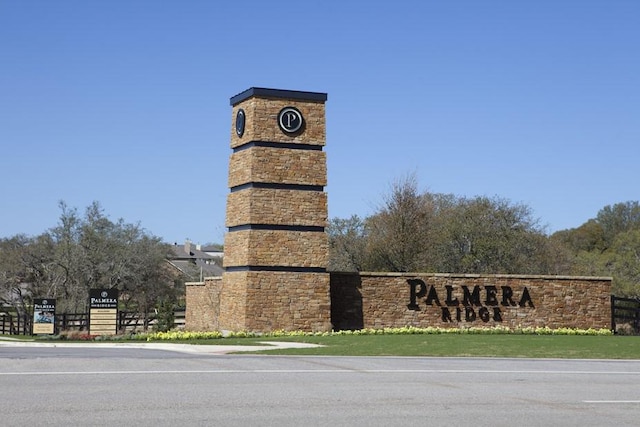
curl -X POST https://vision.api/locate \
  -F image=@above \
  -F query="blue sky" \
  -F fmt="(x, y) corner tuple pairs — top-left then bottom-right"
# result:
(1, 1), (638, 245)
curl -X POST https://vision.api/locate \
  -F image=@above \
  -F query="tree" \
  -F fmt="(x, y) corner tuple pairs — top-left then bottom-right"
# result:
(47, 202), (85, 311)
(1, 201), (182, 329)
(551, 201), (640, 295)
(0, 233), (66, 316)
(551, 220), (606, 254)
(596, 201), (640, 246)
(328, 176), (568, 275)
(364, 175), (435, 272)
(327, 215), (367, 272)
(20, 234), (65, 308)
(118, 234), (178, 329)
(437, 196), (558, 274)
(606, 230), (640, 297)
(57, 202), (180, 321)
(0, 235), (32, 316)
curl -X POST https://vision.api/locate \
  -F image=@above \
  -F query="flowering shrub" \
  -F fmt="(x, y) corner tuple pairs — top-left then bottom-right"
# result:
(45, 325), (613, 341)
(136, 330), (224, 341)
(326, 326), (612, 336)
(57, 330), (101, 341)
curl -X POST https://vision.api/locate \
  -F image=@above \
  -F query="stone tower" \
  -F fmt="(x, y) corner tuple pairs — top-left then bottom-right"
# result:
(219, 88), (331, 332)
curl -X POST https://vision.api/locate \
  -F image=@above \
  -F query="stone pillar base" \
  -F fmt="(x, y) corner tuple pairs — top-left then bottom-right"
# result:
(220, 271), (331, 332)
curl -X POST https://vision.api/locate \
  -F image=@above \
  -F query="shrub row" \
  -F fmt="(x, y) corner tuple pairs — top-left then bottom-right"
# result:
(41, 325), (613, 341)
(135, 325), (613, 341)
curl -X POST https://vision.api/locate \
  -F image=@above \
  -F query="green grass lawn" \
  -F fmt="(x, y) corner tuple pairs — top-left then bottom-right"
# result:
(13, 331), (640, 359)
(217, 334), (640, 359)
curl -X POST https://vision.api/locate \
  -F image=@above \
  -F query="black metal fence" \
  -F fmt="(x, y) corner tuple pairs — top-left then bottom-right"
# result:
(0, 308), (185, 336)
(611, 295), (640, 335)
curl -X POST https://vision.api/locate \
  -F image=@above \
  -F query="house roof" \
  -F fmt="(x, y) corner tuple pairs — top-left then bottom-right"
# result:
(168, 259), (223, 279)
(170, 243), (216, 260)
(169, 241), (224, 278)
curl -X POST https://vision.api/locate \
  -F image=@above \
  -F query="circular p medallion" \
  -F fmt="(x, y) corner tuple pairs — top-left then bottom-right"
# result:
(235, 109), (246, 137)
(278, 107), (303, 134)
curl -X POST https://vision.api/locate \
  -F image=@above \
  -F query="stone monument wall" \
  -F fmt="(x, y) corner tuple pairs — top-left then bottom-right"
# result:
(330, 272), (612, 331)
(184, 87), (613, 334)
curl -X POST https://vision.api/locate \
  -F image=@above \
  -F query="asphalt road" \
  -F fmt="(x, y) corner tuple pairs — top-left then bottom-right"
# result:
(1, 343), (639, 426)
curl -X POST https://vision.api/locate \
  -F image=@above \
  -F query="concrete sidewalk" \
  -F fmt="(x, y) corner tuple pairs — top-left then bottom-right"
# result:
(0, 337), (322, 354)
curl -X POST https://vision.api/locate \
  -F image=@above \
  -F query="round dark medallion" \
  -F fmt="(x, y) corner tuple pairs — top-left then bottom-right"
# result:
(277, 107), (304, 134)
(235, 109), (245, 137)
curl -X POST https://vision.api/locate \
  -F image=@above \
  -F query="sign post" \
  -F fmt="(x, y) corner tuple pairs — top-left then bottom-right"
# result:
(89, 289), (118, 336)
(33, 298), (56, 335)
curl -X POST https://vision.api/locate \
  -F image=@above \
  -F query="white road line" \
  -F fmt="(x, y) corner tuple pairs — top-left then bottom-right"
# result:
(1, 369), (640, 376)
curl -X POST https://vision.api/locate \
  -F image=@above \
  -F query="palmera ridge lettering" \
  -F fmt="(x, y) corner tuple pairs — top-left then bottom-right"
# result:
(90, 298), (117, 304)
(407, 278), (535, 323)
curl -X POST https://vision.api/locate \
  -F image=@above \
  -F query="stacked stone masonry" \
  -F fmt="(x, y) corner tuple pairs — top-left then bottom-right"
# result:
(223, 230), (328, 268)
(184, 279), (222, 332)
(230, 98), (326, 147)
(218, 271), (331, 332)
(228, 148), (327, 188)
(187, 272), (612, 332)
(226, 188), (327, 228)
(330, 272), (612, 331)
(218, 88), (331, 332)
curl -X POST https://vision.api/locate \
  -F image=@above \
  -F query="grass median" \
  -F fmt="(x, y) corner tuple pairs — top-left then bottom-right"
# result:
(16, 329), (640, 359)
(201, 334), (640, 359)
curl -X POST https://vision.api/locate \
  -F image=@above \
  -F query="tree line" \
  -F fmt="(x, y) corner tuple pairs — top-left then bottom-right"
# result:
(0, 202), (181, 321)
(2, 179), (639, 320)
(328, 175), (640, 297)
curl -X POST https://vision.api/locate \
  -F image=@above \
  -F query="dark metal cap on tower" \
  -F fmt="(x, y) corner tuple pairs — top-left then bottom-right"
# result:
(230, 87), (328, 106)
